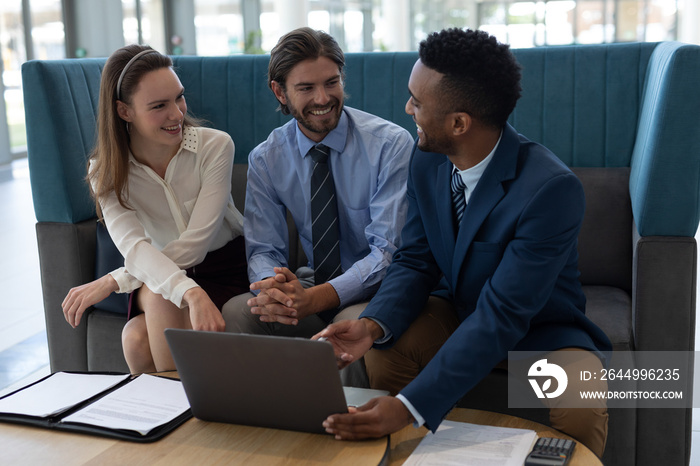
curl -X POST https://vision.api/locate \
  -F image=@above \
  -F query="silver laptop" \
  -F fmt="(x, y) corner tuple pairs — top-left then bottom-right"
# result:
(164, 329), (387, 434)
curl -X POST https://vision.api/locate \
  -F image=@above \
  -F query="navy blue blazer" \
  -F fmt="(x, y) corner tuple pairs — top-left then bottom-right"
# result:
(360, 123), (612, 431)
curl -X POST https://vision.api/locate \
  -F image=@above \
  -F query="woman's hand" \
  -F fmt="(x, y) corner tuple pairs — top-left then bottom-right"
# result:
(62, 274), (119, 328)
(183, 287), (226, 332)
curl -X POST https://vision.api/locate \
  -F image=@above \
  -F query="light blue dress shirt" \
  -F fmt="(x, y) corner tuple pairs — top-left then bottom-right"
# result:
(244, 106), (414, 307)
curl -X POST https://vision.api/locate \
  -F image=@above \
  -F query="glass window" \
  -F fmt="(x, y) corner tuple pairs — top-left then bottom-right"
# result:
(249, 0), (373, 54)
(506, 2), (538, 48)
(140, 0), (166, 52)
(122, 0), (139, 45)
(343, 9), (365, 52)
(0, 1), (26, 151)
(541, 1), (576, 45)
(479, 2), (509, 44)
(194, 0), (244, 55)
(309, 1), (369, 52)
(190, 0), (680, 55)
(122, 0), (167, 52)
(29, 0), (65, 60)
(575, 0), (614, 44)
(646, 0), (678, 42)
(259, 0), (279, 52)
(308, 8), (330, 32)
(617, 0), (641, 41)
(474, 0), (676, 47)
(2, 0), (64, 153)
(413, 0), (475, 46)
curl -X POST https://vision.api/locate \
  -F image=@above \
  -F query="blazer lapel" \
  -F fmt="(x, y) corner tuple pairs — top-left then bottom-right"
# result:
(436, 159), (456, 259)
(451, 124), (520, 282)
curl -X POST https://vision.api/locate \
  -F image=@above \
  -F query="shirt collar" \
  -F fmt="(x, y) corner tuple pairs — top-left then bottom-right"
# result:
(296, 108), (349, 158)
(129, 125), (199, 165)
(452, 129), (503, 192)
(180, 125), (199, 153)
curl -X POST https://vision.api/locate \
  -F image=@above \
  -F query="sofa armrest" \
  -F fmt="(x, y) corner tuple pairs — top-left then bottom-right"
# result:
(36, 220), (97, 371)
(631, 231), (695, 466)
(632, 232), (696, 351)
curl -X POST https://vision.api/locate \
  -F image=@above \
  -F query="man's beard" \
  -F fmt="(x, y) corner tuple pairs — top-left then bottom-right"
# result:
(417, 128), (454, 155)
(288, 97), (344, 136)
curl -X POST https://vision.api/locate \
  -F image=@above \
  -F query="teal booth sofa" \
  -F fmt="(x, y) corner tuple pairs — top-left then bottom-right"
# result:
(22, 42), (700, 465)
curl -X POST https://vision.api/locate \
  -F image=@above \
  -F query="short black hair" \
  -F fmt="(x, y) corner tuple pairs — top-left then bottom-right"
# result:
(418, 28), (522, 128)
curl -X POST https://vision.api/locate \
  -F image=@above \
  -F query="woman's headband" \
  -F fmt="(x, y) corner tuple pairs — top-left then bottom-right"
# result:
(116, 49), (159, 101)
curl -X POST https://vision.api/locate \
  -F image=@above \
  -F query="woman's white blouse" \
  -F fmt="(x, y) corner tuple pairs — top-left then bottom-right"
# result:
(98, 126), (244, 308)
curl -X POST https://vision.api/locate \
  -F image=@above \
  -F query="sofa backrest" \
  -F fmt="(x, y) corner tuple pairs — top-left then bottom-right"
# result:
(22, 42), (700, 237)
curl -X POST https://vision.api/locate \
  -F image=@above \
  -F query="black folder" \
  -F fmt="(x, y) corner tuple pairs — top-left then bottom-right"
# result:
(0, 371), (192, 442)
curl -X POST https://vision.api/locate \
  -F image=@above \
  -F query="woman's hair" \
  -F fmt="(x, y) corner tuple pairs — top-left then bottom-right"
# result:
(88, 44), (198, 217)
(267, 27), (345, 115)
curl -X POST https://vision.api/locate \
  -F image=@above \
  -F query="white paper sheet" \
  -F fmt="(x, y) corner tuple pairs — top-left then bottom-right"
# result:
(0, 372), (130, 417)
(403, 420), (538, 466)
(61, 374), (190, 435)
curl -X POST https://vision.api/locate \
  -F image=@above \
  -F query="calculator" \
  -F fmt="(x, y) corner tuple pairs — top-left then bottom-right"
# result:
(524, 437), (576, 466)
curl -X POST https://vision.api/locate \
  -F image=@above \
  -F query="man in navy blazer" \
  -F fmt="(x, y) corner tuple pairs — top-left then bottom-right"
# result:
(317, 28), (612, 457)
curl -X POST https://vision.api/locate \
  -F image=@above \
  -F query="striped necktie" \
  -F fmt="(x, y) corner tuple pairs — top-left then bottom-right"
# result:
(451, 169), (467, 227)
(309, 144), (342, 286)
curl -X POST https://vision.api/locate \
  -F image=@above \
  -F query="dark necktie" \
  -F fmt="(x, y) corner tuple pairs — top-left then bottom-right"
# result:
(309, 144), (342, 285)
(451, 170), (467, 227)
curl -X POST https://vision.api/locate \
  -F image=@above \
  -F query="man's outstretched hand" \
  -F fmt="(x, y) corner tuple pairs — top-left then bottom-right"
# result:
(322, 396), (414, 440)
(313, 318), (383, 369)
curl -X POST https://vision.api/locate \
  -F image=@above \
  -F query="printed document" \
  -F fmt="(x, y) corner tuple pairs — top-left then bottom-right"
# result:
(403, 420), (538, 466)
(0, 372), (130, 417)
(62, 374), (190, 435)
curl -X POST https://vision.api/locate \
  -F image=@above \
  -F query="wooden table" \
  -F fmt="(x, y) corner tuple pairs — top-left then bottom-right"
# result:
(0, 416), (388, 465)
(0, 407), (601, 465)
(0, 372), (600, 465)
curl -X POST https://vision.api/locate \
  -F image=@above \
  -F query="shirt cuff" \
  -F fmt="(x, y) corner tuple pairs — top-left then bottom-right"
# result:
(170, 279), (200, 309)
(396, 393), (426, 428)
(247, 254), (279, 284)
(328, 270), (362, 307)
(109, 267), (142, 294)
(366, 317), (392, 345)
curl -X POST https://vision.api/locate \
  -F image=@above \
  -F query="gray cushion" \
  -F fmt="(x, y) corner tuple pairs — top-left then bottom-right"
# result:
(86, 309), (129, 372)
(574, 167), (632, 294)
(582, 285), (633, 352)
